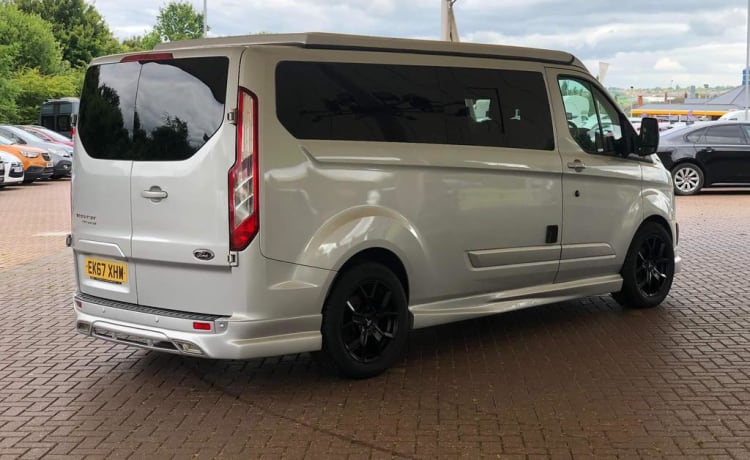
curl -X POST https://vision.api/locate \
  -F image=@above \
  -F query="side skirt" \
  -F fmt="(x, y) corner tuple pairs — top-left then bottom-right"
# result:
(409, 274), (622, 328)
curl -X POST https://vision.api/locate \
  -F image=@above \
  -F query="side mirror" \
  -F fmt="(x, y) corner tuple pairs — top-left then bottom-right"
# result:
(637, 117), (659, 156)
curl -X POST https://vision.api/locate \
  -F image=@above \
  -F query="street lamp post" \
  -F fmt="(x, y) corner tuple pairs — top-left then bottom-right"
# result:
(203, 0), (207, 37)
(746, 0), (749, 119)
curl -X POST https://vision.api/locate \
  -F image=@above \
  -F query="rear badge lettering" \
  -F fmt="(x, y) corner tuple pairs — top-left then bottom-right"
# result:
(193, 249), (215, 261)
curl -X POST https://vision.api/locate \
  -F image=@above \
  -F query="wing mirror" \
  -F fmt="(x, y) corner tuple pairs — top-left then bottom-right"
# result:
(637, 117), (659, 156)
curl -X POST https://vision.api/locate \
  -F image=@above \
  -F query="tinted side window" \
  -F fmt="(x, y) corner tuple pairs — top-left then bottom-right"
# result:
(275, 61), (553, 150)
(704, 125), (745, 145)
(133, 58), (228, 161)
(78, 57), (228, 161)
(685, 128), (706, 143)
(78, 62), (140, 160)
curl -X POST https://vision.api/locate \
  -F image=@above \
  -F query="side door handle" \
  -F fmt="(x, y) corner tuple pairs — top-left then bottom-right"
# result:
(141, 186), (168, 202)
(567, 160), (586, 172)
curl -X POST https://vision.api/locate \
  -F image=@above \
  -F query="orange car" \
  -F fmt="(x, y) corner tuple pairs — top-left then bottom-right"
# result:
(0, 134), (53, 183)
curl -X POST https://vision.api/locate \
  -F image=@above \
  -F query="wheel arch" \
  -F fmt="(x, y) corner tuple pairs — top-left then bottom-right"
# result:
(335, 247), (410, 302)
(641, 214), (674, 244)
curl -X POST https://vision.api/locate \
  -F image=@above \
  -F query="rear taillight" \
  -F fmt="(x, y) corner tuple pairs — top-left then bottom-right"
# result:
(229, 88), (259, 251)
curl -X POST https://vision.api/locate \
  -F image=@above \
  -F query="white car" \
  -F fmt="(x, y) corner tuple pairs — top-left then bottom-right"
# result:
(719, 109), (750, 121)
(0, 150), (24, 187)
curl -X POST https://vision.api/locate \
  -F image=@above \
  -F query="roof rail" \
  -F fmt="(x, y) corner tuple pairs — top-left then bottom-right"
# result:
(153, 32), (581, 67)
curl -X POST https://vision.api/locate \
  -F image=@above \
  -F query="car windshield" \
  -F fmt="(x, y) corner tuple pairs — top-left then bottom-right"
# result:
(23, 126), (69, 142)
(0, 134), (14, 145)
(4, 126), (43, 143)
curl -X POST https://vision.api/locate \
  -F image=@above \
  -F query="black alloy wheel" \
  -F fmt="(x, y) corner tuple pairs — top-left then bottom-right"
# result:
(612, 222), (675, 309)
(634, 235), (672, 298)
(317, 262), (409, 379)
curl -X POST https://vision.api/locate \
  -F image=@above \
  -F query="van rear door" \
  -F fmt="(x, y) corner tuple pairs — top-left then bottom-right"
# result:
(129, 53), (238, 314)
(74, 61), (141, 304)
(75, 51), (240, 314)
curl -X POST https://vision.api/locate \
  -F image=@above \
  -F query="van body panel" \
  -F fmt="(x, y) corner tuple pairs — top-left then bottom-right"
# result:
(72, 159), (136, 303)
(249, 47), (564, 304)
(262, 139), (564, 303)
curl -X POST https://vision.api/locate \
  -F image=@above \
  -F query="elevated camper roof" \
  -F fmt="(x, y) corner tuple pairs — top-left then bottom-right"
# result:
(145, 32), (584, 68)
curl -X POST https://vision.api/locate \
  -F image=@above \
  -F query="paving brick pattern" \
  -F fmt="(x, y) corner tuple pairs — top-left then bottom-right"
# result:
(1, 182), (750, 458)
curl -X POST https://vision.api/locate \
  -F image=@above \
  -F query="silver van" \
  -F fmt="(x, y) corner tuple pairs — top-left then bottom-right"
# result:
(71, 33), (679, 378)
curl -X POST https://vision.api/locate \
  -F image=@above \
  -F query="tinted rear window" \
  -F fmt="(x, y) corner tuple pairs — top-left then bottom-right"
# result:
(276, 61), (554, 150)
(78, 57), (229, 161)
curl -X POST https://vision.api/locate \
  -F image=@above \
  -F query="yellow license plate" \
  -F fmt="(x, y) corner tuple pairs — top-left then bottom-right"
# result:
(85, 257), (128, 284)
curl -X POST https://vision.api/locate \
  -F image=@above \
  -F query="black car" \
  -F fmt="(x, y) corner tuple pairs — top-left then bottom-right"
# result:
(657, 121), (750, 195)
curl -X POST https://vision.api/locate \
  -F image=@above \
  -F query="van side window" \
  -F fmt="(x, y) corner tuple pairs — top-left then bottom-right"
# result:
(559, 77), (624, 155)
(276, 62), (554, 150)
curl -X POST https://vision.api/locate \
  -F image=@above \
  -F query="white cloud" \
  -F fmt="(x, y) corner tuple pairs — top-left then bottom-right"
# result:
(91, 0), (750, 87)
(654, 58), (686, 72)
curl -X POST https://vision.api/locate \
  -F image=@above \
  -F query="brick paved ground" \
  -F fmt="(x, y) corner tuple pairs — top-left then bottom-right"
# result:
(1, 181), (750, 459)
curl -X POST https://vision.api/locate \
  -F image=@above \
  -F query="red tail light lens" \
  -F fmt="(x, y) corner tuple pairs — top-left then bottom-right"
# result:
(229, 88), (259, 251)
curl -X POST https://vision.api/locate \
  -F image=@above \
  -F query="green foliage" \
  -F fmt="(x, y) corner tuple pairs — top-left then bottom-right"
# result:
(0, 3), (63, 74)
(0, 46), (21, 123)
(12, 0), (122, 68)
(154, 1), (205, 42)
(121, 31), (161, 52)
(11, 68), (83, 123)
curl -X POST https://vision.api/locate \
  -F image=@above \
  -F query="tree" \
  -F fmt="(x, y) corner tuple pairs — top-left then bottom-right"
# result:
(0, 4), (63, 74)
(154, 1), (205, 43)
(12, 0), (121, 68)
(121, 32), (161, 52)
(0, 46), (21, 122)
(12, 68), (83, 123)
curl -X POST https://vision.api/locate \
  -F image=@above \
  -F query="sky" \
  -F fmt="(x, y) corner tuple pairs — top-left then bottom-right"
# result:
(93, 0), (750, 89)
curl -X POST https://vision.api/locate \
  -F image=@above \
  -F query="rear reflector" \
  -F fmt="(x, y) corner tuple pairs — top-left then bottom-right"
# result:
(193, 322), (212, 331)
(121, 52), (173, 63)
(75, 300), (82, 310)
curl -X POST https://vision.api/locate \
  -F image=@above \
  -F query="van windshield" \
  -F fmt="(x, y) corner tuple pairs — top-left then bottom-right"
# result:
(78, 57), (229, 161)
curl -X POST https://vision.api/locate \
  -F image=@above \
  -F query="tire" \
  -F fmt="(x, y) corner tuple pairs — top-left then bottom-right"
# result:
(316, 262), (409, 379)
(612, 222), (675, 309)
(672, 163), (703, 195)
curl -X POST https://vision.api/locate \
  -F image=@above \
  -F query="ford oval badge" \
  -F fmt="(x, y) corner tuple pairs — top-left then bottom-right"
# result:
(193, 249), (215, 261)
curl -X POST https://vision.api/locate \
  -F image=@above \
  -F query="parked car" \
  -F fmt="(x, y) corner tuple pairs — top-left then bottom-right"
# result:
(657, 121), (750, 195)
(17, 125), (74, 148)
(0, 135), (52, 183)
(0, 125), (72, 179)
(718, 109), (750, 121)
(0, 151), (24, 186)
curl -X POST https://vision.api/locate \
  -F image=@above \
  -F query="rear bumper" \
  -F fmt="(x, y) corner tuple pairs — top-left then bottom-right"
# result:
(73, 292), (321, 359)
(53, 160), (72, 177)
